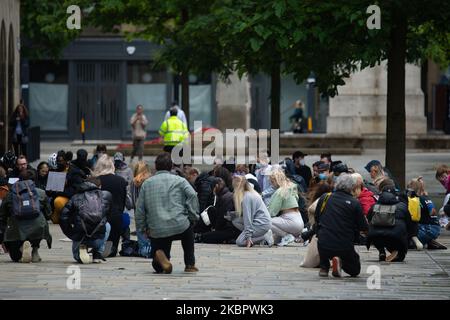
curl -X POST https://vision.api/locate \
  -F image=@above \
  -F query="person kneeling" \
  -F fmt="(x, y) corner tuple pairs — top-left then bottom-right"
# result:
(60, 178), (112, 264)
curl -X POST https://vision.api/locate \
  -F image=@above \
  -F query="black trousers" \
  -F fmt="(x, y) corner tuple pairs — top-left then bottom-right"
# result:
(107, 214), (122, 257)
(13, 134), (27, 157)
(5, 239), (41, 262)
(150, 225), (195, 273)
(372, 237), (406, 262)
(201, 227), (240, 244)
(318, 245), (361, 277)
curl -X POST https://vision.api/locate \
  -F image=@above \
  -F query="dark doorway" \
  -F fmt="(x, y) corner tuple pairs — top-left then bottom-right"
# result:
(0, 21), (6, 154)
(69, 61), (124, 140)
(8, 24), (14, 121)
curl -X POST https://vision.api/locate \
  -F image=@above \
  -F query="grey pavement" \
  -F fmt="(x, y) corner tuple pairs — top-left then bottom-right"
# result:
(0, 224), (449, 300)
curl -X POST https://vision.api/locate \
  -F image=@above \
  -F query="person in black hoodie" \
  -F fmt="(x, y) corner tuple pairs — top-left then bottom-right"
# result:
(60, 178), (112, 263)
(315, 173), (368, 277)
(92, 154), (127, 257)
(193, 171), (217, 233)
(199, 178), (240, 244)
(367, 178), (414, 262)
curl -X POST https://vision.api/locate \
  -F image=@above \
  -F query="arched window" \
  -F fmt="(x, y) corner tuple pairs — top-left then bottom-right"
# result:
(0, 21), (7, 154)
(8, 24), (15, 119)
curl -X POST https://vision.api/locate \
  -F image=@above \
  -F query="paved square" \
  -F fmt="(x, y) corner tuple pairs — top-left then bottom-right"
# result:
(0, 224), (449, 300)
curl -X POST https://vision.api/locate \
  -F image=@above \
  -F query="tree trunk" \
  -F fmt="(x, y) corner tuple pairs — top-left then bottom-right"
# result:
(271, 63), (281, 130)
(386, 10), (407, 189)
(181, 71), (190, 127)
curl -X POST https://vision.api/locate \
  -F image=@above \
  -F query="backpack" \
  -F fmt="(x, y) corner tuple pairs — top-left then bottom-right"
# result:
(408, 196), (421, 222)
(78, 190), (105, 238)
(371, 204), (396, 227)
(11, 180), (41, 220)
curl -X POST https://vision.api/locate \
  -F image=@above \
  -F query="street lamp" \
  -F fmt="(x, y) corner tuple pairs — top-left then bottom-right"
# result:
(306, 72), (316, 133)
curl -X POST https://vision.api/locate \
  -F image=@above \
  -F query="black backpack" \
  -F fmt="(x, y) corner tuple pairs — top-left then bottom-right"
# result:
(11, 180), (41, 220)
(78, 190), (106, 238)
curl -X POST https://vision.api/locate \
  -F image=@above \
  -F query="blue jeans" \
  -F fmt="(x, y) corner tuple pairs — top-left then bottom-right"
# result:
(137, 230), (151, 258)
(72, 223), (111, 262)
(418, 224), (440, 245)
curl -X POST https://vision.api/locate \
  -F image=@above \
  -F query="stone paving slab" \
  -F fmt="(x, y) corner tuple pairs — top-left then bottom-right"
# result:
(0, 224), (449, 300)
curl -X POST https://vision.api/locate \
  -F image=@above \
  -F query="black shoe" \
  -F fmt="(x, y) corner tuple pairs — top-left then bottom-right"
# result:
(379, 252), (386, 261)
(93, 251), (106, 263)
(319, 268), (329, 277)
(427, 239), (447, 250)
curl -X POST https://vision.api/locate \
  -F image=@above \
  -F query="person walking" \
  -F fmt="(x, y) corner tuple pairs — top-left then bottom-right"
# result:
(159, 107), (189, 153)
(9, 103), (29, 157)
(135, 153), (199, 273)
(130, 105), (148, 162)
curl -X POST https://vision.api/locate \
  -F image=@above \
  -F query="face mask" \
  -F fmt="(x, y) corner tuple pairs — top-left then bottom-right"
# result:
(255, 163), (262, 169)
(319, 173), (327, 180)
(300, 159), (306, 166)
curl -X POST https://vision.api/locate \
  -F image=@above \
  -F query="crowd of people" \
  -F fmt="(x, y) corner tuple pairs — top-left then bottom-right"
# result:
(0, 144), (449, 277)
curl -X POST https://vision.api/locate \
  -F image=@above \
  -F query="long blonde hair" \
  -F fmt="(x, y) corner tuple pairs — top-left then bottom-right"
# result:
(269, 168), (295, 198)
(407, 176), (426, 196)
(233, 175), (258, 216)
(92, 154), (115, 177)
(133, 161), (152, 187)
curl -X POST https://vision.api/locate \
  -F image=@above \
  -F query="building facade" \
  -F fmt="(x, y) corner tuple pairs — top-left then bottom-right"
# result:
(0, 0), (20, 154)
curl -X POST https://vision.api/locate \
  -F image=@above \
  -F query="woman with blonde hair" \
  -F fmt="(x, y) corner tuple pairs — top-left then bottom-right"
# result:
(232, 175), (273, 247)
(407, 177), (445, 249)
(128, 161), (152, 257)
(93, 154), (128, 257)
(267, 168), (304, 246)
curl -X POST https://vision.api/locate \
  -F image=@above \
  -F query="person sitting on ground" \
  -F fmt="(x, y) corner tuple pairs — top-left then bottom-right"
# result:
(407, 177), (446, 249)
(35, 162), (49, 190)
(320, 153), (332, 166)
(197, 178), (241, 244)
(212, 166), (233, 191)
(293, 151), (312, 187)
(89, 144), (107, 169)
(435, 164), (450, 195)
(93, 154), (127, 258)
(267, 168), (304, 247)
(193, 170), (217, 234)
(315, 173), (368, 277)
(60, 177), (112, 263)
(113, 152), (133, 186)
(184, 166), (200, 188)
(0, 169), (52, 263)
(365, 160), (400, 191)
(366, 178), (413, 262)
(232, 175), (273, 247)
(255, 153), (272, 192)
(135, 153), (199, 273)
(351, 173), (376, 217)
(8, 155), (36, 179)
(71, 149), (91, 177)
(0, 150), (17, 178)
(128, 161), (152, 258)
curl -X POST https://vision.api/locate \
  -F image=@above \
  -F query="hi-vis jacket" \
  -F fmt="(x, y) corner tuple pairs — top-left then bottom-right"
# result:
(158, 116), (189, 146)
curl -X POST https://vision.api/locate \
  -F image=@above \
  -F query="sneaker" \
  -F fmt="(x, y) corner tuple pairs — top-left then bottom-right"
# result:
(184, 265), (199, 272)
(277, 234), (296, 247)
(319, 268), (329, 277)
(21, 241), (32, 263)
(262, 230), (274, 247)
(412, 236), (423, 250)
(79, 245), (92, 264)
(427, 239), (447, 250)
(386, 250), (398, 262)
(31, 248), (42, 263)
(92, 251), (106, 263)
(154, 250), (172, 274)
(331, 257), (342, 277)
(102, 241), (113, 258)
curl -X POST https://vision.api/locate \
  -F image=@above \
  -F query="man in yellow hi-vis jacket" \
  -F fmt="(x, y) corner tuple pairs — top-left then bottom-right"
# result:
(159, 107), (189, 153)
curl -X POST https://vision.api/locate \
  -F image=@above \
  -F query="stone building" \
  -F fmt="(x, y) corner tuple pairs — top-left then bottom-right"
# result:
(0, 0), (20, 154)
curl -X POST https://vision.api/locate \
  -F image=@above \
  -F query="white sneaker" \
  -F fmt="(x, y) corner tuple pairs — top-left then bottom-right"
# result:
(261, 230), (274, 247)
(277, 234), (296, 247)
(79, 245), (92, 264)
(412, 236), (423, 250)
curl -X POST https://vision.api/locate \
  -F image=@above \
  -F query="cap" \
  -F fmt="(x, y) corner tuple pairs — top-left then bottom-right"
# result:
(333, 162), (348, 174)
(365, 160), (382, 173)
(114, 152), (125, 163)
(318, 163), (330, 172)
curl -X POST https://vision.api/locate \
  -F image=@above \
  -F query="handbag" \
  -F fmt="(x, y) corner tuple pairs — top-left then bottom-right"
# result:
(371, 204), (396, 227)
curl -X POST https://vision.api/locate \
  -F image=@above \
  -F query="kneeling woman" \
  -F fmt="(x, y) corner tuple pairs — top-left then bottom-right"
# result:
(367, 178), (413, 262)
(268, 169), (304, 246)
(232, 176), (273, 247)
